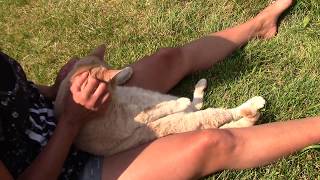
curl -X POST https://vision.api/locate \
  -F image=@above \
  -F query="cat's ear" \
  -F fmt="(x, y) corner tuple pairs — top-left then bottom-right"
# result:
(89, 44), (106, 61)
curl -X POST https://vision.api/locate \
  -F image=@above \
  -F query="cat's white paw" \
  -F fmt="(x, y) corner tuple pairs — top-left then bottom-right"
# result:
(195, 79), (207, 91)
(235, 96), (265, 118)
(246, 96), (266, 110)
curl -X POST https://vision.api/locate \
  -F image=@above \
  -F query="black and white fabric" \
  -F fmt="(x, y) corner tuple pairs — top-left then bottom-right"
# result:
(25, 87), (56, 146)
(0, 52), (90, 180)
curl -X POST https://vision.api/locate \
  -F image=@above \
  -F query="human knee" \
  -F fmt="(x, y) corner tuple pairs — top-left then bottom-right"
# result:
(193, 130), (238, 157)
(184, 130), (239, 176)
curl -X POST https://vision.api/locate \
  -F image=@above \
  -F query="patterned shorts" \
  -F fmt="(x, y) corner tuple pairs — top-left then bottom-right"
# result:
(78, 156), (103, 180)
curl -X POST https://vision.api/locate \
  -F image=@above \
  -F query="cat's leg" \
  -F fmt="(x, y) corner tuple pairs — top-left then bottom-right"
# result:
(220, 96), (266, 128)
(135, 97), (193, 123)
(192, 79), (207, 110)
(148, 107), (240, 137)
(219, 116), (260, 129)
(148, 96), (266, 137)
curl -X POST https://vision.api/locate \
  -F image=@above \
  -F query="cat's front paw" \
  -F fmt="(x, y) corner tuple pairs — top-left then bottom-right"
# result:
(195, 79), (207, 91)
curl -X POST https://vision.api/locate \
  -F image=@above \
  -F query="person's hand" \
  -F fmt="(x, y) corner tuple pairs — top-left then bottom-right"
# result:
(71, 72), (109, 111)
(51, 58), (120, 99)
(61, 70), (119, 127)
(62, 72), (106, 127)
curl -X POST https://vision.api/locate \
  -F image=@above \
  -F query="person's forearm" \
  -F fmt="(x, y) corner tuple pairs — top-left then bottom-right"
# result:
(18, 116), (81, 180)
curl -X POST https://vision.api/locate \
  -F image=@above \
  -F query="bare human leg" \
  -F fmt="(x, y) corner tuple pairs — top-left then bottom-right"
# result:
(103, 117), (320, 179)
(126, 0), (293, 93)
(104, 117), (320, 179)
(102, 0), (296, 179)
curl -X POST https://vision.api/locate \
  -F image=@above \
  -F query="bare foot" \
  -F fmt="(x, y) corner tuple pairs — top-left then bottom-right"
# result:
(253, 0), (293, 39)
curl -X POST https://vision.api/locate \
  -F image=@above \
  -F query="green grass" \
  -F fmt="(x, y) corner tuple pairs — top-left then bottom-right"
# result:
(1, 0), (320, 179)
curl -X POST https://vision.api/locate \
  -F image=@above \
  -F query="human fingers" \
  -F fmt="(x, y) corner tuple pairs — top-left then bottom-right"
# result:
(106, 69), (121, 79)
(81, 76), (100, 99)
(91, 82), (109, 109)
(101, 93), (110, 107)
(95, 69), (121, 82)
(70, 72), (89, 93)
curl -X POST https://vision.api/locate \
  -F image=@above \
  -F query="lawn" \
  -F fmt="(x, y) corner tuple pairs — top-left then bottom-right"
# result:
(1, 0), (320, 179)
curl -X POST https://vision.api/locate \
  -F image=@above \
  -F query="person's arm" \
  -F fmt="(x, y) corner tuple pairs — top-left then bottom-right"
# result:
(35, 85), (57, 100)
(18, 72), (109, 180)
(17, 116), (82, 180)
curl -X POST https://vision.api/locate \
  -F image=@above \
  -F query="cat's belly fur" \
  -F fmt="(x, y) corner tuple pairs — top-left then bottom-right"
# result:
(74, 86), (187, 155)
(114, 86), (179, 108)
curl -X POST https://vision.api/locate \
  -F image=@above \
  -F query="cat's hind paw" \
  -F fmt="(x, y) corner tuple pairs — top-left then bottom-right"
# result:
(237, 96), (266, 118)
(246, 96), (266, 110)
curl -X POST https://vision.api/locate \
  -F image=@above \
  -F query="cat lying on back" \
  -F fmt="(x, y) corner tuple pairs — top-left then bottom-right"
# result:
(54, 45), (266, 156)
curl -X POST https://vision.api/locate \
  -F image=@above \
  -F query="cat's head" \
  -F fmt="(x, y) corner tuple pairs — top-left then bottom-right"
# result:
(68, 45), (132, 87)
(54, 45), (123, 118)
(69, 45), (110, 81)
